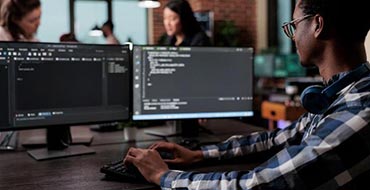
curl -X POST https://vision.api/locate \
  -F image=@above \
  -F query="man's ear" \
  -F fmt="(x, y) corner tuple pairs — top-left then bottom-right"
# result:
(314, 15), (324, 38)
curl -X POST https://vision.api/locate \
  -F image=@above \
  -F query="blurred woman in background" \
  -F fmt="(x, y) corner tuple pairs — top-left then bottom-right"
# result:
(0, 0), (41, 41)
(161, 0), (211, 46)
(0, 0), (41, 151)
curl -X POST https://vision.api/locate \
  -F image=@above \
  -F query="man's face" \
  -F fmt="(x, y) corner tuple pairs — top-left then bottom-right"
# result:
(292, 0), (317, 67)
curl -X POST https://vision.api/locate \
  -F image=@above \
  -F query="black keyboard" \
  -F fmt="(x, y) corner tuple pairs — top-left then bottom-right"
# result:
(100, 151), (175, 182)
(100, 139), (201, 182)
(101, 159), (147, 182)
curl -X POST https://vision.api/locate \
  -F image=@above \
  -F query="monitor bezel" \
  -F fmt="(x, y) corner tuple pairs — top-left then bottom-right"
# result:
(131, 45), (255, 121)
(0, 41), (131, 132)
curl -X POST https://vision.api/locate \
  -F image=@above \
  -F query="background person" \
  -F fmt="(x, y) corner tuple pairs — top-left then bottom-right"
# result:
(59, 32), (79, 43)
(161, 0), (213, 130)
(161, 0), (211, 46)
(124, 0), (370, 189)
(0, 0), (41, 41)
(0, 0), (41, 150)
(101, 20), (120, 45)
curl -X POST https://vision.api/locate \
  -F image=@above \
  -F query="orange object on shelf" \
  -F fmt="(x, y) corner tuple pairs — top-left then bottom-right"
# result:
(261, 101), (307, 130)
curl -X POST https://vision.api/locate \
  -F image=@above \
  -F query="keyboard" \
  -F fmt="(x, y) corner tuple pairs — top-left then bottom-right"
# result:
(101, 159), (147, 182)
(100, 140), (200, 182)
(100, 151), (175, 183)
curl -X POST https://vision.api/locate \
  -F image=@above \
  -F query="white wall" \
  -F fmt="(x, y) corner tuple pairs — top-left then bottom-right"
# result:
(37, 0), (147, 44)
(38, 0), (69, 42)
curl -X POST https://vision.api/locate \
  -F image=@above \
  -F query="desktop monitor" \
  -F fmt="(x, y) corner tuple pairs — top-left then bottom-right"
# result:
(0, 42), (130, 160)
(132, 46), (254, 138)
(254, 53), (307, 77)
(253, 53), (275, 77)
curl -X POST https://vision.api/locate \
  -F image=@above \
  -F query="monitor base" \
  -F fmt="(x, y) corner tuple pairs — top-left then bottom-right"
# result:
(90, 122), (120, 132)
(27, 145), (95, 161)
(20, 126), (93, 148)
(143, 123), (180, 137)
(144, 120), (220, 145)
(27, 126), (96, 161)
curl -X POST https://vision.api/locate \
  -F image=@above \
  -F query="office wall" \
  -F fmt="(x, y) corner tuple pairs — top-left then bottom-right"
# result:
(37, 0), (147, 44)
(38, 0), (69, 42)
(75, 1), (147, 44)
(75, 1), (107, 44)
(150, 0), (257, 48)
(113, 1), (147, 44)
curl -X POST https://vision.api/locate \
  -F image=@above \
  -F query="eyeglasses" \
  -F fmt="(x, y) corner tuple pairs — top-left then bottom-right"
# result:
(282, 15), (314, 39)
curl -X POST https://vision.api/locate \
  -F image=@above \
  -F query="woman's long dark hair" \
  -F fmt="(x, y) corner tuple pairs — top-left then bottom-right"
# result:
(0, 0), (41, 40)
(165, 0), (202, 37)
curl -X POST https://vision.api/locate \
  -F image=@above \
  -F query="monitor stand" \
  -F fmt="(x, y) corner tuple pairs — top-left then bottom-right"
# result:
(21, 126), (93, 147)
(144, 119), (220, 145)
(90, 122), (120, 132)
(27, 126), (95, 161)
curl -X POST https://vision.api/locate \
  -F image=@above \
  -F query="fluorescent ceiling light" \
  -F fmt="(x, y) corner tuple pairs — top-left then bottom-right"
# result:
(89, 25), (103, 37)
(138, 0), (160, 8)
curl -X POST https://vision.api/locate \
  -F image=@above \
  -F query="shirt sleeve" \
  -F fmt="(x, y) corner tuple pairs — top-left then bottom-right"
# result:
(200, 113), (310, 160)
(160, 106), (370, 189)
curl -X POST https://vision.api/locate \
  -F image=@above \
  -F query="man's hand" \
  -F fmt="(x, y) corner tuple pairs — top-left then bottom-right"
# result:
(124, 147), (169, 185)
(149, 141), (204, 165)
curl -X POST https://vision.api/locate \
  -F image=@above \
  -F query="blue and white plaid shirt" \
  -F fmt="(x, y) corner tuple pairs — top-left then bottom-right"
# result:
(160, 69), (370, 189)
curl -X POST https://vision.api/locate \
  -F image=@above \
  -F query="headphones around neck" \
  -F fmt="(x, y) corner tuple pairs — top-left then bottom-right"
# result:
(301, 63), (370, 114)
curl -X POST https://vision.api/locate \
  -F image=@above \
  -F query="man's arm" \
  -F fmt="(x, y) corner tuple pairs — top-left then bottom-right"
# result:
(160, 107), (370, 189)
(201, 113), (310, 160)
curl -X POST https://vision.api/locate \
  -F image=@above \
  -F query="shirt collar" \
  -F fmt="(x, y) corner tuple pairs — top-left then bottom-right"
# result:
(324, 72), (349, 86)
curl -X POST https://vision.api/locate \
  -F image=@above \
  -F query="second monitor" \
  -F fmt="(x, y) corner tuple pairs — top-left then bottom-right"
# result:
(0, 42), (131, 159)
(132, 46), (254, 137)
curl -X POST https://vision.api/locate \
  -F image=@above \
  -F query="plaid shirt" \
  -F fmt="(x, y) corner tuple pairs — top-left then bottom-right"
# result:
(160, 71), (370, 189)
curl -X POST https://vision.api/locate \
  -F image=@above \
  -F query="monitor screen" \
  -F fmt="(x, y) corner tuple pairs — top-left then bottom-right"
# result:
(253, 54), (275, 77)
(0, 42), (130, 131)
(132, 46), (254, 120)
(254, 53), (307, 77)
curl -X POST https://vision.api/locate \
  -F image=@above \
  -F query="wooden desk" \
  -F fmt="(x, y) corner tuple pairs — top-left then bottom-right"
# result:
(0, 121), (264, 190)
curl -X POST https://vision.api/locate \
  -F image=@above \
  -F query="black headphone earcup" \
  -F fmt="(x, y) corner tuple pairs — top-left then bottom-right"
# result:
(300, 63), (370, 114)
(301, 85), (331, 114)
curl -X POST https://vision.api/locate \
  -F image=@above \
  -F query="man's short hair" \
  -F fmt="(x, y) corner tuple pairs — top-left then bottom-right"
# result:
(300, 0), (369, 42)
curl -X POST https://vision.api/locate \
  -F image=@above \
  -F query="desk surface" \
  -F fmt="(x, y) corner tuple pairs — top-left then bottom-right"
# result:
(0, 119), (264, 190)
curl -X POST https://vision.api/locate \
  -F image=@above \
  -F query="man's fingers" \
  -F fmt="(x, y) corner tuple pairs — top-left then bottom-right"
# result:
(127, 147), (142, 157)
(162, 158), (176, 164)
(124, 154), (135, 164)
(124, 147), (144, 165)
(148, 143), (158, 149)
(163, 158), (182, 165)
(149, 141), (168, 149)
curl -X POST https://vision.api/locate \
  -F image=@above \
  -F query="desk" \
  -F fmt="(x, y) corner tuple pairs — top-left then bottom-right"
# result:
(0, 120), (264, 190)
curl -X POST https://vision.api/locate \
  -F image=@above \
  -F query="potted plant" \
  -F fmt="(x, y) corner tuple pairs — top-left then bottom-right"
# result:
(215, 20), (240, 46)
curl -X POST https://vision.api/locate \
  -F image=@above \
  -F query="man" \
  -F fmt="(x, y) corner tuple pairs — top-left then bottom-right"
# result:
(101, 20), (120, 45)
(124, 0), (370, 189)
